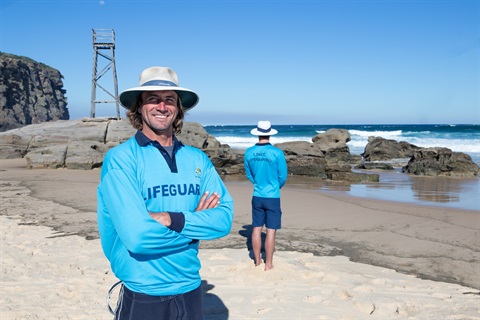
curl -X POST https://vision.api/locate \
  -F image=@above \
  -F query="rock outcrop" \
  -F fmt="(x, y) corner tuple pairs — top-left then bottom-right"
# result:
(360, 136), (479, 178)
(0, 118), (225, 170)
(402, 147), (480, 177)
(276, 129), (375, 182)
(0, 52), (69, 132)
(362, 136), (421, 161)
(357, 136), (422, 171)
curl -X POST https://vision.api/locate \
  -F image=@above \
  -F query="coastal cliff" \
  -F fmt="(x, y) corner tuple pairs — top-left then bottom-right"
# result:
(0, 52), (69, 132)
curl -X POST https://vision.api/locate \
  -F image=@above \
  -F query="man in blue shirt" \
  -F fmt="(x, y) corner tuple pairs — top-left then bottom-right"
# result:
(97, 66), (234, 319)
(244, 121), (287, 271)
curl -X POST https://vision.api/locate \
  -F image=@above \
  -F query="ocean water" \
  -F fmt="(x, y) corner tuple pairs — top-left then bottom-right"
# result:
(205, 124), (480, 164)
(205, 124), (480, 211)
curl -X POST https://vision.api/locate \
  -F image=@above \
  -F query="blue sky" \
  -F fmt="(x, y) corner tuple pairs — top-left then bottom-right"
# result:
(1, 0), (478, 125)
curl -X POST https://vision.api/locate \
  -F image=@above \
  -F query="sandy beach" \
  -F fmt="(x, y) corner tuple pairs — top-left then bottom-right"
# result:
(1, 158), (479, 319)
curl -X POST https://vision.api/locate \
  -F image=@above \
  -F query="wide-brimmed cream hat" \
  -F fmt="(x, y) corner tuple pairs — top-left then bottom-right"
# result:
(119, 66), (199, 111)
(250, 121), (278, 136)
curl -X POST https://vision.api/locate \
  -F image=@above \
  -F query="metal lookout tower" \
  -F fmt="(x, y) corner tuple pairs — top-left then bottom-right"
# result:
(90, 29), (120, 119)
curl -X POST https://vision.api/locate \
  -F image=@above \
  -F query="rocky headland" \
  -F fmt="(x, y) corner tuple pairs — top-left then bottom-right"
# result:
(0, 52), (69, 132)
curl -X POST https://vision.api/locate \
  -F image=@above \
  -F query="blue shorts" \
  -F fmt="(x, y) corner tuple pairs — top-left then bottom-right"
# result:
(251, 196), (282, 230)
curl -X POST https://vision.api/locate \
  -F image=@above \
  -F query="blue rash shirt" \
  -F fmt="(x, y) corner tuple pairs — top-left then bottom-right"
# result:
(244, 143), (288, 198)
(97, 131), (234, 296)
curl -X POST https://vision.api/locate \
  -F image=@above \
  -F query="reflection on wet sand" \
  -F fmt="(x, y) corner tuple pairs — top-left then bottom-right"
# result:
(221, 170), (479, 211)
(285, 175), (352, 192)
(357, 171), (479, 210)
(411, 176), (462, 203)
(223, 174), (354, 192)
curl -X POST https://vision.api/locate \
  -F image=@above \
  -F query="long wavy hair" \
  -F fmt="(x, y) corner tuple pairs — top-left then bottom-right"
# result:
(126, 93), (185, 134)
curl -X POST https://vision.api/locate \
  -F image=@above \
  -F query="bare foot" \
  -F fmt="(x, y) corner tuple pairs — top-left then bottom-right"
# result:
(255, 260), (263, 267)
(264, 264), (274, 271)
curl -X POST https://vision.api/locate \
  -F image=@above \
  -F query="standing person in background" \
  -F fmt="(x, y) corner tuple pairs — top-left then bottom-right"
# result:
(244, 121), (288, 271)
(97, 66), (234, 320)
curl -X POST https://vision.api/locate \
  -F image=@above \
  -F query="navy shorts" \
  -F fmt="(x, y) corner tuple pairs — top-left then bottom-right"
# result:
(115, 284), (203, 320)
(251, 196), (282, 230)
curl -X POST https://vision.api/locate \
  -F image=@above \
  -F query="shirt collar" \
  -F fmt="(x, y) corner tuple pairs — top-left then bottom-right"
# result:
(134, 130), (184, 148)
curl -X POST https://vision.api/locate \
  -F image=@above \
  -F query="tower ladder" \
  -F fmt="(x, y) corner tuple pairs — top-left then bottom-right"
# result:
(90, 28), (120, 119)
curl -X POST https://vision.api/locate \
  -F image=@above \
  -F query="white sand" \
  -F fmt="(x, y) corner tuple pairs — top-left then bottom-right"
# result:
(200, 248), (480, 319)
(1, 215), (478, 319)
(1, 215), (116, 319)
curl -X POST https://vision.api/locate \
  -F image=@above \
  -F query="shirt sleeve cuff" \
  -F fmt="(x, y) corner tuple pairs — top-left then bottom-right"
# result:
(168, 211), (185, 233)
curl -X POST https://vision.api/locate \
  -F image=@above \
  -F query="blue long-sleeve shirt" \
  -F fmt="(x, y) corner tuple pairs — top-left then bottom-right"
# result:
(244, 143), (288, 198)
(97, 131), (234, 296)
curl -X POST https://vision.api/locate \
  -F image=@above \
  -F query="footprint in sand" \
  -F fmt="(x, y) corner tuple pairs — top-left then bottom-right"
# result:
(251, 294), (270, 305)
(371, 278), (388, 285)
(338, 290), (352, 300)
(322, 273), (340, 282)
(353, 285), (375, 293)
(304, 295), (324, 304)
(431, 292), (452, 299)
(256, 307), (273, 314)
(300, 271), (325, 280)
(208, 253), (231, 261)
(354, 299), (376, 315)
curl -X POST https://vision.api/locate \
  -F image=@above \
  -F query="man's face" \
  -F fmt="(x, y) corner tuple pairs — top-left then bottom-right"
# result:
(139, 90), (179, 138)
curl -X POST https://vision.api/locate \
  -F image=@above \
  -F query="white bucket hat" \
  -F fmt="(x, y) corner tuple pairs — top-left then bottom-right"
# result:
(250, 121), (278, 136)
(119, 66), (199, 111)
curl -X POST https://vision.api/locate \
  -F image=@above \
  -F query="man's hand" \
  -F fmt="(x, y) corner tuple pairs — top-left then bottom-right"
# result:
(195, 191), (220, 211)
(149, 192), (219, 226)
(149, 212), (171, 227)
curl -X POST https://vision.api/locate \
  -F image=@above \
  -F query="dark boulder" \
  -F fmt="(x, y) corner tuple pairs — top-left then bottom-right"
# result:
(285, 155), (328, 178)
(327, 172), (379, 183)
(355, 162), (394, 171)
(203, 147), (245, 175)
(363, 136), (420, 161)
(312, 128), (350, 150)
(402, 147), (479, 177)
(276, 129), (371, 181)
